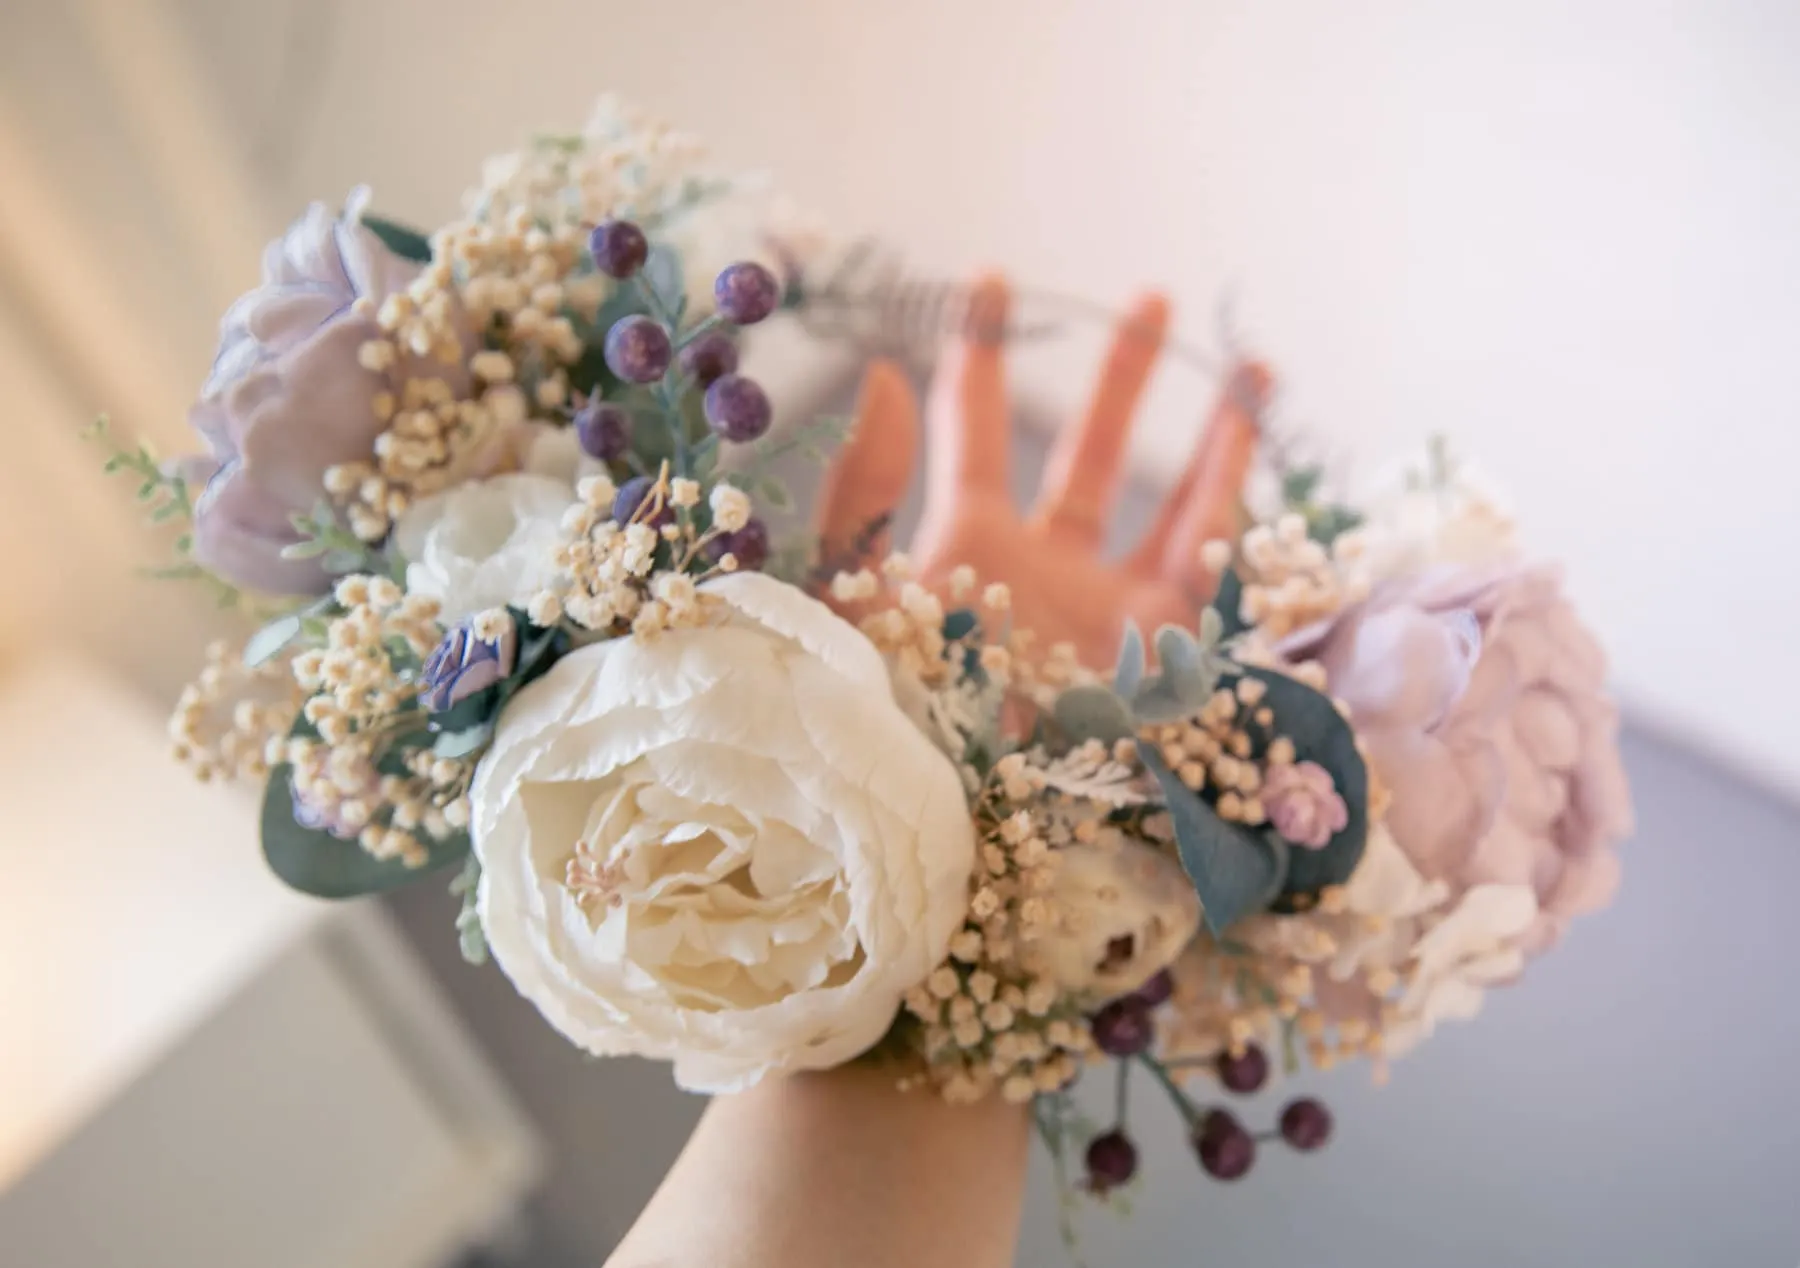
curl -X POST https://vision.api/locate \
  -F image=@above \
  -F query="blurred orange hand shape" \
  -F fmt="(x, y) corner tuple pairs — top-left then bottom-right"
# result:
(815, 274), (1270, 670)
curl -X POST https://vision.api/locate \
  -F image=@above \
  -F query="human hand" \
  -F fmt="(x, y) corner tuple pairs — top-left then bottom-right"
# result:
(815, 274), (1270, 669)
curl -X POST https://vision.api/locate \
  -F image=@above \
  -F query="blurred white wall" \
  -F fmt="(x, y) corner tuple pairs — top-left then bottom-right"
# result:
(7, 0), (1787, 791)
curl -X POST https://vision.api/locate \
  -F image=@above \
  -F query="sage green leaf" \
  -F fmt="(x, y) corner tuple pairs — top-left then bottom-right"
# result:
(689, 433), (721, 482)
(1130, 680), (1191, 724)
(1142, 749), (1287, 935)
(1053, 683), (1135, 744)
(1155, 625), (1211, 704)
(643, 244), (685, 314)
(242, 614), (303, 667)
(1236, 666), (1369, 897)
(1113, 621), (1145, 698)
(261, 764), (468, 899)
(360, 213), (432, 263)
(1211, 568), (1249, 640)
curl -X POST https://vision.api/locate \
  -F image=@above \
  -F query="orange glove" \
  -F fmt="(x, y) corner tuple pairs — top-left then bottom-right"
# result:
(815, 274), (1268, 669)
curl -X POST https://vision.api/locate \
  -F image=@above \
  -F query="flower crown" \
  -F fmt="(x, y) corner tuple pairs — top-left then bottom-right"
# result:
(95, 98), (1632, 1238)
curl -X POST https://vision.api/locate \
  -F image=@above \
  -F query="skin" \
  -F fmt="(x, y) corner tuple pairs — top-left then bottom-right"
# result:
(607, 276), (1265, 1268)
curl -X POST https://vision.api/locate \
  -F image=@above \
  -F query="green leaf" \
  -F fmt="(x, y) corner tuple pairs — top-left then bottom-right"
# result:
(1282, 466), (1324, 506)
(1142, 749), (1287, 934)
(643, 244), (685, 314)
(432, 722), (494, 759)
(1113, 621), (1145, 698)
(1053, 683), (1135, 744)
(1154, 625), (1212, 703)
(1235, 666), (1369, 898)
(1210, 568), (1249, 640)
(243, 614), (303, 667)
(689, 433), (721, 482)
(261, 764), (468, 899)
(360, 213), (432, 263)
(448, 855), (488, 964)
(1306, 505), (1365, 546)
(758, 478), (793, 511)
(942, 608), (980, 642)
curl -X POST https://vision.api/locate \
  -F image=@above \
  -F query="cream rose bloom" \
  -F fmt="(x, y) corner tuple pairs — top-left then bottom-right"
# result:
(470, 572), (976, 1092)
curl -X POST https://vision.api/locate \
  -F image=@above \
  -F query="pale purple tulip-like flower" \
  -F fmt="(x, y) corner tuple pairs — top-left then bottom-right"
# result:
(418, 617), (518, 714)
(1262, 760), (1349, 849)
(1279, 562), (1633, 955)
(179, 188), (444, 594)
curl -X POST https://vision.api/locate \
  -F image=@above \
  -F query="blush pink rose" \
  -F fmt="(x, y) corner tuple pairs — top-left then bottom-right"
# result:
(1280, 562), (1632, 955)
(1262, 760), (1349, 849)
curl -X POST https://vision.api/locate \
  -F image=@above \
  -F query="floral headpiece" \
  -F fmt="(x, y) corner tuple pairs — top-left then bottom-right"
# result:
(95, 98), (1632, 1239)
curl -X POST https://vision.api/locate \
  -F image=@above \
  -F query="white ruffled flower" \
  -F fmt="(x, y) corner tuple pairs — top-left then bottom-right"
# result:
(1035, 840), (1200, 1003)
(709, 482), (752, 533)
(470, 571), (976, 1092)
(1382, 883), (1537, 1055)
(394, 474), (575, 623)
(1353, 448), (1521, 583)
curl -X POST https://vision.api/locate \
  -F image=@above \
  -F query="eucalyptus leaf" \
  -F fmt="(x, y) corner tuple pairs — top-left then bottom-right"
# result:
(1235, 666), (1370, 898)
(433, 723), (495, 759)
(1282, 466), (1323, 506)
(759, 478), (793, 511)
(1113, 621), (1145, 698)
(1052, 684), (1135, 744)
(1129, 680), (1191, 724)
(1211, 568), (1249, 640)
(1154, 625), (1212, 704)
(361, 213), (433, 263)
(242, 614), (303, 668)
(1142, 749), (1288, 934)
(261, 764), (468, 899)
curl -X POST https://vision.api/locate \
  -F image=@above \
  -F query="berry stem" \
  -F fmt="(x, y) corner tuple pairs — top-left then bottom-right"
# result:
(674, 312), (725, 351)
(1135, 1053), (1204, 1130)
(1114, 1059), (1131, 1126)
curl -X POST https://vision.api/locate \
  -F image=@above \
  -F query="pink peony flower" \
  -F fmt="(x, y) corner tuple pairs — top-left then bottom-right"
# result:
(178, 188), (462, 594)
(1279, 562), (1632, 955)
(1262, 760), (1349, 849)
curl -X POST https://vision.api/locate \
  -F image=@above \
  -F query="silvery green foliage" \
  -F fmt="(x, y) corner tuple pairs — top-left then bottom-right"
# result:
(1052, 611), (1236, 743)
(449, 855), (487, 965)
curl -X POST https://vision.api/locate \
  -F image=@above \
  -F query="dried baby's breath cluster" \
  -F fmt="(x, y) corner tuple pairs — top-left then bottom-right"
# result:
(1206, 513), (1375, 641)
(168, 638), (304, 783)
(901, 759), (1098, 1105)
(326, 100), (723, 543)
(535, 468), (750, 638)
(1162, 894), (1402, 1078)
(832, 558), (1087, 718)
(1139, 675), (1297, 828)
(283, 575), (470, 867)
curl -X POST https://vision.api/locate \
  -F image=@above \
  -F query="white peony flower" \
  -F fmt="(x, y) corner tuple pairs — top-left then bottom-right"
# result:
(394, 474), (575, 623)
(1035, 840), (1200, 1003)
(470, 571), (976, 1092)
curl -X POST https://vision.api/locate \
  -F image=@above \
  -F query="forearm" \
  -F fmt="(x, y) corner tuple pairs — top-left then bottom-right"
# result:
(606, 1063), (1031, 1268)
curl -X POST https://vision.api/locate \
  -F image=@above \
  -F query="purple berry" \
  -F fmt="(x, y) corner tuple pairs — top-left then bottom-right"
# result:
(713, 260), (781, 325)
(1133, 969), (1174, 1009)
(1195, 1110), (1255, 1180)
(707, 517), (770, 572)
(678, 330), (739, 387)
(704, 373), (772, 443)
(574, 401), (632, 462)
(604, 315), (673, 384)
(611, 474), (671, 528)
(1090, 997), (1153, 1058)
(1278, 1098), (1333, 1152)
(1083, 1130), (1138, 1195)
(588, 219), (648, 279)
(1217, 1044), (1270, 1095)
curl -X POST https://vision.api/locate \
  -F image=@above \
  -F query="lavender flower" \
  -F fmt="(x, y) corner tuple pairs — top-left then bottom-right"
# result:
(418, 616), (518, 714)
(1261, 760), (1349, 849)
(181, 188), (466, 595)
